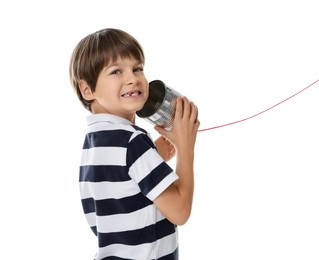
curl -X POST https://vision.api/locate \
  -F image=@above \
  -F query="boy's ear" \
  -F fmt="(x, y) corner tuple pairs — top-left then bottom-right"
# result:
(79, 80), (94, 101)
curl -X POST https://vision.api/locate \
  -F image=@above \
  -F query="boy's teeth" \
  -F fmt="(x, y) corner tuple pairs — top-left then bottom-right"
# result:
(123, 91), (140, 97)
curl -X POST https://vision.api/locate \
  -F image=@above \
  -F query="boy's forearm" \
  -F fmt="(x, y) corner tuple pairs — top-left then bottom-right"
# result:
(174, 150), (195, 222)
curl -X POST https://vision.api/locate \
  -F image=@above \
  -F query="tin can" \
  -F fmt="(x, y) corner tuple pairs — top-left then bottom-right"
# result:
(136, 80), (182, 131)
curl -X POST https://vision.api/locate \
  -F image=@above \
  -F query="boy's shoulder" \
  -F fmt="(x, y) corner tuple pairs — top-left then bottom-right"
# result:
(85, 114), (153, 145)
(87, 114), (147, 134)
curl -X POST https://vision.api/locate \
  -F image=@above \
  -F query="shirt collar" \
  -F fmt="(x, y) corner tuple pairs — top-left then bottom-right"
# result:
(87, 113), (133, 126)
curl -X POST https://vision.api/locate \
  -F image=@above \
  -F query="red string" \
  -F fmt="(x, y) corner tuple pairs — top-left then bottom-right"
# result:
(198, 78), (319, 132)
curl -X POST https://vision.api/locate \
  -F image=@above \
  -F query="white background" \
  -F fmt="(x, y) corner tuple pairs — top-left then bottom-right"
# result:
(1, 0), (318, 259)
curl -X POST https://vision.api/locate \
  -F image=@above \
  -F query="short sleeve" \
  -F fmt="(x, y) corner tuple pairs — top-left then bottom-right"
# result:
(126, 131), (178, 201)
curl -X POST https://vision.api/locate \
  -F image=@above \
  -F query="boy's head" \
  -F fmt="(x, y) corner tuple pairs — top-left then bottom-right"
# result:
(69, 28), (145, 111)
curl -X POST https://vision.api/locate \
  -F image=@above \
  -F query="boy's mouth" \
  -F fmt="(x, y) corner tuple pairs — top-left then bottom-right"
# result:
(121, 91), (142, 98)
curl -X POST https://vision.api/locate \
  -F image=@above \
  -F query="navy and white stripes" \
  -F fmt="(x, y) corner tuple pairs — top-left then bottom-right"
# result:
(79, 114), (179, 260)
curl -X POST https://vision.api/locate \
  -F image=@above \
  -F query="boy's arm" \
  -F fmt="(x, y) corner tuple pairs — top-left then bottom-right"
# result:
(153, 96), (200, 225)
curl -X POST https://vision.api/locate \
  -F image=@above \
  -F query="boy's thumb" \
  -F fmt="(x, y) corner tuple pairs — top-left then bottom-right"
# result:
(154, 126), (166, 136)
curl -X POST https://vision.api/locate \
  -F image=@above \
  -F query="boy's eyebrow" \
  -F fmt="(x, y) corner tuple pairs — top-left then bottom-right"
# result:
(102, 60), (120, 72)
(104, 59), (143, 70)
(104, 62), (119, 69)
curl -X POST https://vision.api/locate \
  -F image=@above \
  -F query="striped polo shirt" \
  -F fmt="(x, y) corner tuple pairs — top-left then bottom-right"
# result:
(79, 114), (179, 260)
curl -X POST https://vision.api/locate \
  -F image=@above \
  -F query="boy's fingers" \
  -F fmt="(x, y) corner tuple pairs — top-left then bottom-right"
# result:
(174, 96), (183, 118)
(190, 102), (198, 122)
(180, 96), (191, 118)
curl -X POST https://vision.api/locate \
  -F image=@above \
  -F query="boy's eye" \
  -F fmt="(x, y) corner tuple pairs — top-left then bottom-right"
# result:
(110, 69), (121, 75)
(134, 67), (143, 72)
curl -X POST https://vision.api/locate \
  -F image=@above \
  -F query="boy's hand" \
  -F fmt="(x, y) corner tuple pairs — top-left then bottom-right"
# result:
(154, 136), (176, 162)
(155, 96), (200, 153)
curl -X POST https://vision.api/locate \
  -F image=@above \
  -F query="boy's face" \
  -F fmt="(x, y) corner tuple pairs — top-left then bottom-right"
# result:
(82, 57), (149, 122)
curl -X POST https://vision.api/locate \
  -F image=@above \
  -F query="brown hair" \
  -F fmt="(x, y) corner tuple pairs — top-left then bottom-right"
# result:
(69, 28), (145, 111)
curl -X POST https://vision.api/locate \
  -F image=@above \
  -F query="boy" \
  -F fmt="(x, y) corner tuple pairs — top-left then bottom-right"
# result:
(69, 28), (200, 260)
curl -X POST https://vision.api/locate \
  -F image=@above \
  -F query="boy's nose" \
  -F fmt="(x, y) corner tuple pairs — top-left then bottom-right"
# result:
(125, 72), (138, 85)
